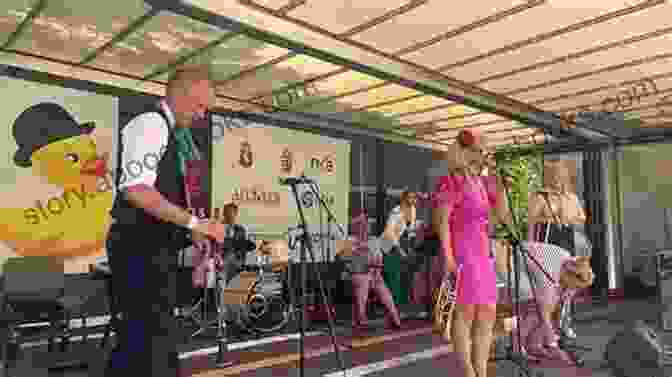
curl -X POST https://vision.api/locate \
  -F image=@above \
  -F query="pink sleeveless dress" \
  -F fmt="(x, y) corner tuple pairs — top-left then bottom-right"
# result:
(433, 175), (498, 305)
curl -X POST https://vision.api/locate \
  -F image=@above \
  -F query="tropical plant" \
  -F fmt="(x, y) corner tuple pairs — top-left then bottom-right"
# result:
(493, 145), (543, 240)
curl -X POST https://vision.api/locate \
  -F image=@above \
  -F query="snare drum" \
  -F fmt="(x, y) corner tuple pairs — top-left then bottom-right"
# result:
(222, 270), (291, 333)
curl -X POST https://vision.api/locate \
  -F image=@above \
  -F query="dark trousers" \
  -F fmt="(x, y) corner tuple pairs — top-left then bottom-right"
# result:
(105, 223), (181, 377)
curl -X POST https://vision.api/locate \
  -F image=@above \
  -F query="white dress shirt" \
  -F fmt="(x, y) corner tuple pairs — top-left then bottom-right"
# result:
(119, 101), (175, 189)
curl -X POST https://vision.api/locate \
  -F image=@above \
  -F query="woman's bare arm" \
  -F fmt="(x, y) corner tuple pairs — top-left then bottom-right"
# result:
(494, 178), (512, 227)
(527, 192), (547, 225)
(527, 192), (546, 241)
(437, 206), (457, 273)
(570, 193), (587, 224)
(381, 222), (401, 243)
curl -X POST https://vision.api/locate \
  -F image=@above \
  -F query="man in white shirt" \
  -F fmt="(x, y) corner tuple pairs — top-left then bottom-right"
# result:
(106, 66), (226, 377)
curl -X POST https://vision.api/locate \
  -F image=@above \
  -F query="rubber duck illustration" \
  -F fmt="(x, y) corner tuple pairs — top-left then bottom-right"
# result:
(0, 103), (113, 265)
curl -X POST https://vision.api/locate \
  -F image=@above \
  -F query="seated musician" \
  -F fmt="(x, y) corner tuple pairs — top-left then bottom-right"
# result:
(191, 203), (255, 289)
(218, 202), (255, 285)
(494, 240), (593, 364)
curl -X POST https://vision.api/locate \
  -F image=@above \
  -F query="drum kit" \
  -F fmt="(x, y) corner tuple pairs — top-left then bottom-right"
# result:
(224, 240), (293, 333)
(180, 238), (293, 336)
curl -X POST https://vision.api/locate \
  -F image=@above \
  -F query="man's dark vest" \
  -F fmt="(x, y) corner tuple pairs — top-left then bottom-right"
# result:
(109, 103), (190, 250)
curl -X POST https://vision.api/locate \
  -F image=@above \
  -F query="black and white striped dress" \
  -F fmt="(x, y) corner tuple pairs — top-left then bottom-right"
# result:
(529, 223), (575, 256)
(500, 241), (572, 304)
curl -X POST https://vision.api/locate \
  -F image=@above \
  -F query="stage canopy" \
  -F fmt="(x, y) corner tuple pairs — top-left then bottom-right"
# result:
(2, 0), (671, 149)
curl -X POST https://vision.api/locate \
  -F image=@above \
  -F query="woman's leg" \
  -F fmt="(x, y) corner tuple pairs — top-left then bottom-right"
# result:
(472, 304), (496, 377)
(351, 273), (372, 326)
(452, 304), (476, 377)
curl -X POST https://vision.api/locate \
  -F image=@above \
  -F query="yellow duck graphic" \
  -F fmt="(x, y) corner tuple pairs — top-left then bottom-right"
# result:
(0, 103), (113, 266)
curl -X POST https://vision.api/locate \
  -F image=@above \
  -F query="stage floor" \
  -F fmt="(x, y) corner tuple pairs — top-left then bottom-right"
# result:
(9, 298), (664, 376)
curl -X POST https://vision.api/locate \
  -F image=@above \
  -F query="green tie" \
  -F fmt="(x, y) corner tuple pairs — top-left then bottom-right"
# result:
(173, 127), (200, 176)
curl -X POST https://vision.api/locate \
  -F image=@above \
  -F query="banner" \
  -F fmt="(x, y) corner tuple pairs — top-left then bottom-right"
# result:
(0, 76), (118, 273)
(212, 115), (351, 246)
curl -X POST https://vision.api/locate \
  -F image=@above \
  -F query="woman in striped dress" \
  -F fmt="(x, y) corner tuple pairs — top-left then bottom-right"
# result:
(528, 159), (586, 340)
(528, 159), (586, 253)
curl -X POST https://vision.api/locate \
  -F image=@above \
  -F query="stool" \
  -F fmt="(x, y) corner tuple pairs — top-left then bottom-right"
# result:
(88, 263), (119, 349)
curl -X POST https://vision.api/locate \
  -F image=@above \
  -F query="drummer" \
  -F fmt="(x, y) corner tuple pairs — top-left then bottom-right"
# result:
(218, 202), (255, 285)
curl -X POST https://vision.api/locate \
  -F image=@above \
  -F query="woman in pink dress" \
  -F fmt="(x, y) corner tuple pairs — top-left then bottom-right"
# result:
(434, 130), (509, 377)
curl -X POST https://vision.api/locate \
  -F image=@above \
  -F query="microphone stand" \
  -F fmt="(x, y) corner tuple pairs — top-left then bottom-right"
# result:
(307, 181), (348, 347)
(286, 180), (346, 377)
(491, 178), (541, 377)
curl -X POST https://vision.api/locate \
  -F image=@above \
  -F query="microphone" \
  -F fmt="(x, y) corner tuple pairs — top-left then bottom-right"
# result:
(278, 175), (315, 185)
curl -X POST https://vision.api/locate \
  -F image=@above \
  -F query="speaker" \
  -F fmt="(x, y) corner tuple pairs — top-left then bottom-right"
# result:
(656, 250), (672, 330)
(604, 320), (664, 377)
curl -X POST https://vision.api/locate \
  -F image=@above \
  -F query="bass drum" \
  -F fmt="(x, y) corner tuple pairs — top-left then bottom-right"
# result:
(224, 271), (291, 334)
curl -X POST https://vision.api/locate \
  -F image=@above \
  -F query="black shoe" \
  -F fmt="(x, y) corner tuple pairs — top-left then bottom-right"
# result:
(558, 336), (575, 349)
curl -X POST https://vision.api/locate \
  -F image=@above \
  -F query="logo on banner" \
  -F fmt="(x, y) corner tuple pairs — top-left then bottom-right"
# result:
(239, 141), (254, 168)
(300, 190), (335, 209)
(232, 186), (280, 205)
(310, 154), (335, 175)
(280, 148), (293, 173)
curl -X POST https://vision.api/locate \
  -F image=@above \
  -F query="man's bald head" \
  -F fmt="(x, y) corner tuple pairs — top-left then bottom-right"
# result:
(167, 66), (213, 96)
(166, 65), (215, 127)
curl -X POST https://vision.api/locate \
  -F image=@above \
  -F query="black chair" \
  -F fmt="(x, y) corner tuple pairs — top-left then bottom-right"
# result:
(0, 256), (90, 374)
(88, 261), (118, 349)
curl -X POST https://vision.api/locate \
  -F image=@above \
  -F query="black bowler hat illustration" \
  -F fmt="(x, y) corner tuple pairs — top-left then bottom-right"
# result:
(13, 102), (95, 167)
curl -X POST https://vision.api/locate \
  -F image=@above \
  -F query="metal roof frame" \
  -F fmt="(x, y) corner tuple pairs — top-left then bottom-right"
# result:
(148, 0), (595, 141)
(6, 0), (672, 151)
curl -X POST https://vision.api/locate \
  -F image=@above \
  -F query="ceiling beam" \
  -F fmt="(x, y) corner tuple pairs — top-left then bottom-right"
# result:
(80, 9), (160, 65)
(2, 0), (48, 50)
(433, 126), (530, 141)
(225, 109), (449, 149)
(144, 31), (241, 80)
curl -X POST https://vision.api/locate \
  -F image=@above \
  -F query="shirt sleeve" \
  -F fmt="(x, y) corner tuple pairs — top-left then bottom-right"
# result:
(118, 112), (169, 190)
(385, 207), (403, 228)
(432, 175), (464, 209)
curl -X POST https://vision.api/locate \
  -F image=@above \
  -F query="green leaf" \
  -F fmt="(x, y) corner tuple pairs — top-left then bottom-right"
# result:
(493, 144), (543, 239)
